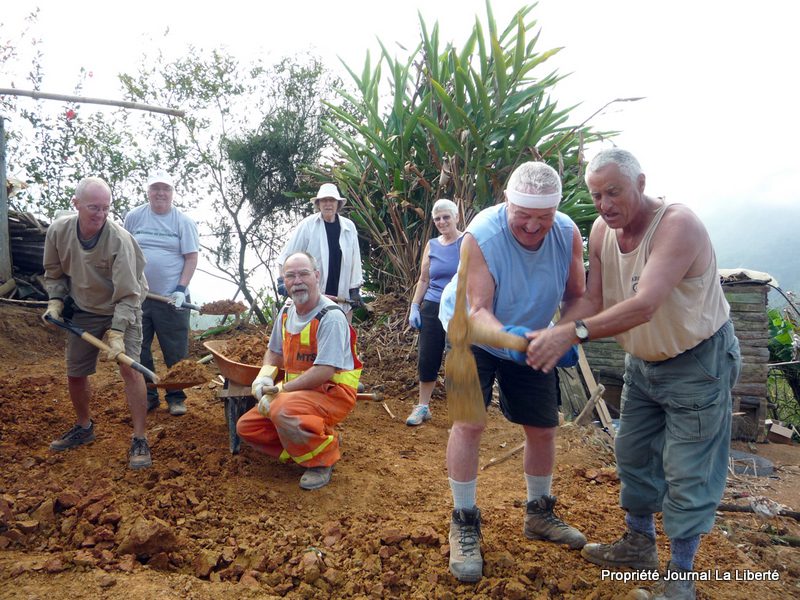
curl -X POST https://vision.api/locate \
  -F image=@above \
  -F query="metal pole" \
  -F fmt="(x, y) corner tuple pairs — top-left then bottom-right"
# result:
(0, 117), (12, 281)
(0, 88), (185, 118)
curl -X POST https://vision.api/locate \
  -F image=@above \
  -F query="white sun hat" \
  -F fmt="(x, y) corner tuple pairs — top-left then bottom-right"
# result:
(311, 183), (346, 206)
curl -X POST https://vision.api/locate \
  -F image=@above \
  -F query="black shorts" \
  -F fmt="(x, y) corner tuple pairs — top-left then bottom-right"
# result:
(472, 345), (559, 428)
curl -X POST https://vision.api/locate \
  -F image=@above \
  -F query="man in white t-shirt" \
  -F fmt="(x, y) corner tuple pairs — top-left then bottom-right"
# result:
(124, 170), (199, 416)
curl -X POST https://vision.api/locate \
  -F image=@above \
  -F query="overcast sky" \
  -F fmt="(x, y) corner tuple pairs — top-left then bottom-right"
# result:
(2, 0), (798, 297)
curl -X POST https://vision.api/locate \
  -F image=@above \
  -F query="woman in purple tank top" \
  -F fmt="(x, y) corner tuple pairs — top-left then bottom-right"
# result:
(406, 199), (464, 425)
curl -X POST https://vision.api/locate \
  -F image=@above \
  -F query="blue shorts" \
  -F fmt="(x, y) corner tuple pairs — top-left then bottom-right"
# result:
(472, 346), (559, 428)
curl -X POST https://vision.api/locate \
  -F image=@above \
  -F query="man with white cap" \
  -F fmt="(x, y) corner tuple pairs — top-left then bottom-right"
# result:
(439, 161), (587, 583)
(124, 170), (199, 416)
(277, 183), (364, 322)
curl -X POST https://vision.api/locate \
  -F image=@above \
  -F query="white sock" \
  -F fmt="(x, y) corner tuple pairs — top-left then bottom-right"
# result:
(449, 477), (477, 510)
(525, 474), (552, 501)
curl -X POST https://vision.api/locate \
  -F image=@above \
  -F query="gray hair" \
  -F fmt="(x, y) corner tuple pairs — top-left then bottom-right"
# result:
(585, 149), (642, 184)
(431, 198), (458, 218)
(284, 251), (319, 272)
(74, 177), (111, 200)
(506, 161), (562, 196)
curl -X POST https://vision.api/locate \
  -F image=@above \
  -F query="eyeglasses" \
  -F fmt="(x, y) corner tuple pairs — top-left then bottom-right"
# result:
(284, 270), (314, 281)
(84, 204), (110, 214)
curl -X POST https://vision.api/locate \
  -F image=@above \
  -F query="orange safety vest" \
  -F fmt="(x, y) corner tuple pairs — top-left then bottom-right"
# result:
(281, 305), (362, 391)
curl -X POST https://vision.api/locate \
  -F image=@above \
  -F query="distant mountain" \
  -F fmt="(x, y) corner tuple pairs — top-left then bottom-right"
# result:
(700, 203), (799, 300)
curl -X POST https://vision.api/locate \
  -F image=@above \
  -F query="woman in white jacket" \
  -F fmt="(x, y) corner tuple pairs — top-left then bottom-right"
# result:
(278, 183), (364, 322)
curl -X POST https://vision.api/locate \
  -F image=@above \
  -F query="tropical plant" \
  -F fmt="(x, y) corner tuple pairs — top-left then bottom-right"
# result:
(767, 305), (800, 427)
(314, 1), (614, 295)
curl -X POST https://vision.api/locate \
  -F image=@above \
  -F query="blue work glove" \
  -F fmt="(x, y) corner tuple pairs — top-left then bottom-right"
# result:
(170, 285), (187, 309)
(409, 303), (422, 329)
(557, 344), (580, 368)
(503, 325), (531, 365)
(349, 287), (365, 309)
(277, 276), (288, 297)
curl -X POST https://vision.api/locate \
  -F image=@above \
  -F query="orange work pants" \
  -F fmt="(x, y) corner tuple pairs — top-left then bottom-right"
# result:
(236, 382), (356, 468)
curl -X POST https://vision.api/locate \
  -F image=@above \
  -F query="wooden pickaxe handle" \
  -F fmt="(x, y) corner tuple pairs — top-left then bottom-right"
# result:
(45, 316), (159, 383)
(468, 320), (529, 352)
(146, 292), (201, 312)
(356, 392), (383, 401)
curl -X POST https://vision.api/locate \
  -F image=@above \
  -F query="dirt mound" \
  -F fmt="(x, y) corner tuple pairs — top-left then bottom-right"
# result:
(0, 301), (798, 599)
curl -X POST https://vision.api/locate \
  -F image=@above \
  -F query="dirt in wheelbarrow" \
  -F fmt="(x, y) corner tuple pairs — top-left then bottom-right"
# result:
(1, 301), (799, 599)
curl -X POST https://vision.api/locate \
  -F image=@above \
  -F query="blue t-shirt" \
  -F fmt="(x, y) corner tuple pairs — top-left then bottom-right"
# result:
(423, 236), (463, 303)
(439, 204), (576, 360)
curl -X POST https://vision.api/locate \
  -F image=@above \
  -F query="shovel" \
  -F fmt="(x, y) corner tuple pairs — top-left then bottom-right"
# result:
(146, 292), (201, 312)
(45, 316), (159, 384)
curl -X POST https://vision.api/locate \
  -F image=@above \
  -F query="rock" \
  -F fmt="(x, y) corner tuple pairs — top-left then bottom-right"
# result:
(84, 501), (108, 524)
(239, 571), (259, 587)
(16, 519), (39, 534)
(301, 550), (323, 583)
(193, 550), (220, 578)
(98, 574), (117, 588)
(73, 549), (97, 567)
(323, 567), (343, 586)
(410, 526), (440, 545)
(116, 516), (178, 558)
(380, 528), (408, 545)
(117, 554), (137, 572)
(505, 580), (528, 600)
(99, 512), (122, 526)
(44, 557), (67, 573)
(31, 499), (56, 523)
(0, 497), (13, 526)
(148, 552), (171, 571)
(55, 492), (81, 512)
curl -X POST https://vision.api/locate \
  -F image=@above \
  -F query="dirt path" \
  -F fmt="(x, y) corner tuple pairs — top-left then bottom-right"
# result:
(1, 304), (798, 598)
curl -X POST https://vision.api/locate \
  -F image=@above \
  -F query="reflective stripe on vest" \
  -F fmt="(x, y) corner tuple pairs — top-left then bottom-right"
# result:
(278, 434), (335, 464)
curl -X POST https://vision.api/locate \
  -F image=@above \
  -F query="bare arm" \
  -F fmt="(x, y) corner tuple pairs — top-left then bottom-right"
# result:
(464, 234), (500, 329)
(410, 242), (432, 305)
(178, 252), (198, 288)
(559, 223), (587, 315)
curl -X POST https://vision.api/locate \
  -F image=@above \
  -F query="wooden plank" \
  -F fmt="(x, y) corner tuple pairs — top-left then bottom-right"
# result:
(0, 119), (12, 281)
(577, 346), (616, 437)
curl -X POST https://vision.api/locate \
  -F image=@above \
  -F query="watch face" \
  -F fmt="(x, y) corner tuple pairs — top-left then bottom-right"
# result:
(575, 322), (589, 340)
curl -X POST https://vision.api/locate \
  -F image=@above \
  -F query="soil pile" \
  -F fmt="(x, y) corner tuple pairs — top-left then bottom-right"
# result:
(0, 302), (798, 599)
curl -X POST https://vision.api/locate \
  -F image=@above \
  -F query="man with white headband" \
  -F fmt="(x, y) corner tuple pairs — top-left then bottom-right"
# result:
(440, 161), (586, 583)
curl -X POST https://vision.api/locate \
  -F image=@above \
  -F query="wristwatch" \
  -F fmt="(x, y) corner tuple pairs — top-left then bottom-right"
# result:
(574, 320), (590, 344)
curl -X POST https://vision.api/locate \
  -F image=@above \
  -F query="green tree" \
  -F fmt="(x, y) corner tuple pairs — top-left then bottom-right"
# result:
(118, 49), (338, 320)
(314, 1), (615, 295)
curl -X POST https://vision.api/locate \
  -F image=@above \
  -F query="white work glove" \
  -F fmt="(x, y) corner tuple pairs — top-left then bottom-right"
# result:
(105, 329), (126, 361)
(409, 303), (422, 329)
(42, 298), (64, 325)
(257, 382), (284, 417)
(170, 289), (186, 309)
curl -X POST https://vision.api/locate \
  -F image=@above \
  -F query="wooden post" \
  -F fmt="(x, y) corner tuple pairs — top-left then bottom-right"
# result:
(0, 117), (12, 281)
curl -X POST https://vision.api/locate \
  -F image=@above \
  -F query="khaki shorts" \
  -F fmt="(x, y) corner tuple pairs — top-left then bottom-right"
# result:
(65, 309), (143, 377)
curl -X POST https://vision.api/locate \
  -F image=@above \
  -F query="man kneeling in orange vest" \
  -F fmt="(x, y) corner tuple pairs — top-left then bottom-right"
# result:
(237, 251), (362, 490)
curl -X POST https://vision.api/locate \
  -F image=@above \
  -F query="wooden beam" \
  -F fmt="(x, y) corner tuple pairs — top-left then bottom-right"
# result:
(577, 345), (616, 437)
(0, 118), (12, 281)
(0, 88), (185, 118)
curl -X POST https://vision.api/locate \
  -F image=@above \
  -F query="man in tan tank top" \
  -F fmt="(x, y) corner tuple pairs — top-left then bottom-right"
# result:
(525, 149), (741, 600)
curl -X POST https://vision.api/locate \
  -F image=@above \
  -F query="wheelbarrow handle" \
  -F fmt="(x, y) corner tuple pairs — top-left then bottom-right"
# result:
(45, 316), (160, 384)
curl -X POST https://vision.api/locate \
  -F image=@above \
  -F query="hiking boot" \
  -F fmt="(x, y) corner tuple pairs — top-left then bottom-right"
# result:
(637, 561), (696, 599)
(168, 400), (187, 416)
(128, 437), (152, 469)
(524, 495), (586, 549)
(49, 422), (96, 451)
(147, 396), (160, 412)
(581, 528), (659, 570)
(406, 404), (432, 426)
(300, 466), (333, 490)
(449, 507), (483, 582)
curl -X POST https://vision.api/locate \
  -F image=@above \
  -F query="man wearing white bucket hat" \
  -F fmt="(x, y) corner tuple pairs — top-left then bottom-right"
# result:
(278, 183), (364, 322)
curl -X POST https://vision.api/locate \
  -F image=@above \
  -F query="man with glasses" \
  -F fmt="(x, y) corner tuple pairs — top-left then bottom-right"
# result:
(124, 169), (199, 416)
(237, 252), (362, 490)
(42, 177), (152, 469)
